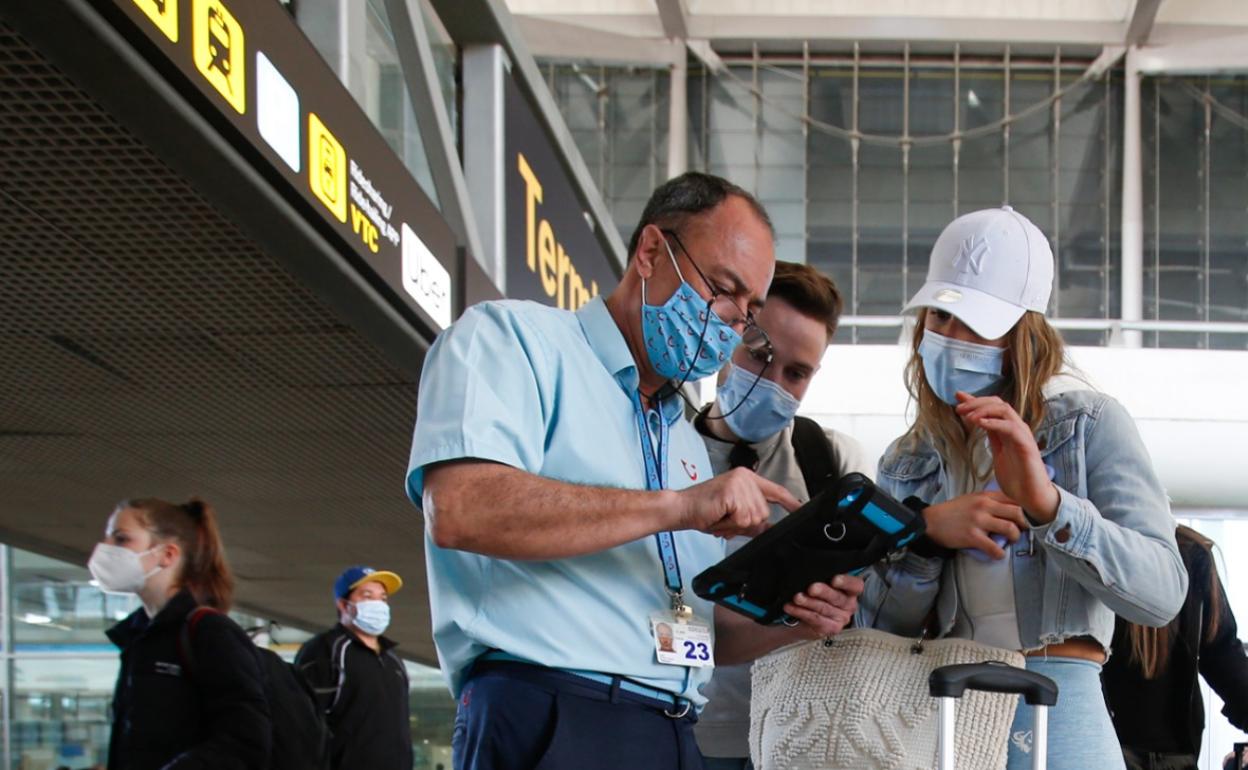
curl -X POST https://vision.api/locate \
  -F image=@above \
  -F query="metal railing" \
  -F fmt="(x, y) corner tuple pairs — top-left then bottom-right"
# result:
(838, 315), (1248, 343)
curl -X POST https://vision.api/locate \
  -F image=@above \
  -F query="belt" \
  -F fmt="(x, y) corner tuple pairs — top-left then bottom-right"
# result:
(477, 651), (693, 718)
(1023, 637), (1106, 664)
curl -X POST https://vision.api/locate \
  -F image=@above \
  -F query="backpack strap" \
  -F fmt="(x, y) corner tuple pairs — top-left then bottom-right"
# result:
(791, 416), (840, 498)
(177, 606), (224, 676)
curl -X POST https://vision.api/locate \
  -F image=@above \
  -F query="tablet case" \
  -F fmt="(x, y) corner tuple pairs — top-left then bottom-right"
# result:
(691, 472), (925, 626)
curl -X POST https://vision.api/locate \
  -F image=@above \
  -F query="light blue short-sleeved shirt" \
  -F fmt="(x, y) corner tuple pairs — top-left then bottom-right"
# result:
(406, 296), (725, 706)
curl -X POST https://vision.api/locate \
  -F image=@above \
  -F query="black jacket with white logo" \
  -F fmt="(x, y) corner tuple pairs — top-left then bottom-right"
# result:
(105, 589), (271, 770)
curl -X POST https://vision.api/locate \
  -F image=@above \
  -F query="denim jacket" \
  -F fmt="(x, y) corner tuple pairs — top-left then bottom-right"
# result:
(857, 389), (1188, 650)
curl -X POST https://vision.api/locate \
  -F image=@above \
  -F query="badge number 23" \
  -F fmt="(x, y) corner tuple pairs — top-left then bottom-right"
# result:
(683, 640), (710, 662)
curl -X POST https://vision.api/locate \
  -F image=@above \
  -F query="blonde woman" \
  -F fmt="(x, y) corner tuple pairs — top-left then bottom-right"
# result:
(858, 206), (1188, 770)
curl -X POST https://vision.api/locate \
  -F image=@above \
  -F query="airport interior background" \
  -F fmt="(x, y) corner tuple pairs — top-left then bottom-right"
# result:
(1, 0), (1247, 768)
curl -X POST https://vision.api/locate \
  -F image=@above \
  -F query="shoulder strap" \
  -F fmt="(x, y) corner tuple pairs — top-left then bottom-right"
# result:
(177, 606), (224, 676)
(791, 416), (840, 498)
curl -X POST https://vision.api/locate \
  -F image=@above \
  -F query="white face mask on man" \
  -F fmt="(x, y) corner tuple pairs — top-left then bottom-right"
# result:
(348, 600), (391, 636)
(87, 543), (165, 595)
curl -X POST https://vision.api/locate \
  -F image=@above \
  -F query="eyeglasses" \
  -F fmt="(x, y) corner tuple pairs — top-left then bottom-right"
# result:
(661, 229), (772, 360)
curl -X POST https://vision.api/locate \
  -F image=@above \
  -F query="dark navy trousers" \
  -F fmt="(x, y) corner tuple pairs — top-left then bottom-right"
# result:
(452, 661), (705, 770)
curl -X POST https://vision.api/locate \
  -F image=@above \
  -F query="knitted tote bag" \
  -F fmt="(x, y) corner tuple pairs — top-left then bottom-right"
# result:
(749, 628), (1025, 770)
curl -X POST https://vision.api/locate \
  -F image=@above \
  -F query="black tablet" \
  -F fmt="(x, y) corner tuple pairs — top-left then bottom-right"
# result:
(691, 472), (925, 626)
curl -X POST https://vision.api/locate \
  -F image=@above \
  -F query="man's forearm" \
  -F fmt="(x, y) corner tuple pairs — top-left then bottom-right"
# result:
(713, 606), (807, 666)
(424, 461), (683, 560)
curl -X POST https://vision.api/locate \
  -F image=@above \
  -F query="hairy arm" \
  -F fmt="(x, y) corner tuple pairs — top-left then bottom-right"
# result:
(425, 461), (798, 560)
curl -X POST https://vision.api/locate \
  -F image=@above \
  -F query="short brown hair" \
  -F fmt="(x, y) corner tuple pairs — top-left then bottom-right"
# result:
(766, 261), (843, 343)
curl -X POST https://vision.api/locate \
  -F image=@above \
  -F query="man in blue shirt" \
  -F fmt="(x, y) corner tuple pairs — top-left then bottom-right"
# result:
(406, 172), (863, 770)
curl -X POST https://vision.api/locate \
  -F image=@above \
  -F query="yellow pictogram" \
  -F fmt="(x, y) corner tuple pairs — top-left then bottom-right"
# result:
(133, 0), (177, 43)
(308, 113), (347, 223)
(192, 0), (245, 114)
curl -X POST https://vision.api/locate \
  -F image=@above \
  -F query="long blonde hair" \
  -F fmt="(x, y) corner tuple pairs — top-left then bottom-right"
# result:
(1128, 525), (1221, 679)
(901, 309), (1068, 476)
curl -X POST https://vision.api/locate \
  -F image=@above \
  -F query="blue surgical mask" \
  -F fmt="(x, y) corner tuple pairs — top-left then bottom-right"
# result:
(351, 600), (391, 636)
(719, 363), (801, 443)
(641, 241), (742, 383)
(918, 329), (1006, 405)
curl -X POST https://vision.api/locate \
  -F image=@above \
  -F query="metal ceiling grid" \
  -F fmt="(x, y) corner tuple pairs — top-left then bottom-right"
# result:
(0, 20), (436, 661)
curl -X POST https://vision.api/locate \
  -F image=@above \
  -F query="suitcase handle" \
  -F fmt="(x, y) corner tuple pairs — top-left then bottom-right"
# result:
(928, 661), (1058, 706)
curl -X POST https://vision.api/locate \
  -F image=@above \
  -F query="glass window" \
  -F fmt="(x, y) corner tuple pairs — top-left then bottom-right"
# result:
(2, 546), (346, 769)
(295, 0), (442, 208)
(1145, 75), (1248, 351)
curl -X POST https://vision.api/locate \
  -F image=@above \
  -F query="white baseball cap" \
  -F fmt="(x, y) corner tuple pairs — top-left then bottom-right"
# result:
(903, 206), (1054, 341)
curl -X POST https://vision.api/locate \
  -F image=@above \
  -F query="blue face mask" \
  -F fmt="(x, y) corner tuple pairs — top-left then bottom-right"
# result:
(350, 599), (391, 636)
(641, 241), (742, 383)
(918, 329), (1006, 405)
(718, 363), (801, 443)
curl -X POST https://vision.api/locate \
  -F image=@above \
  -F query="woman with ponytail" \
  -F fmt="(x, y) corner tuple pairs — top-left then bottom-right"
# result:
(91, 498), (271, 769)
(1103, 525), (1248, 770)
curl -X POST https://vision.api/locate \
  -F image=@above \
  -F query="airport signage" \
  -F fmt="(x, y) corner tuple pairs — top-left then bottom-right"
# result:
(503, 70), (618, 310)
(104, 0), (455, 330)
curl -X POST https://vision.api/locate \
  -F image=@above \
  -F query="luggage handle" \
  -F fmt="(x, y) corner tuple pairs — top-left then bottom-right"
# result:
(928, 661), (1059, 707)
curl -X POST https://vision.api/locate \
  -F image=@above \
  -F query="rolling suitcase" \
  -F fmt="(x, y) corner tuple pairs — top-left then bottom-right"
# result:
(928, 662), (1059, 770)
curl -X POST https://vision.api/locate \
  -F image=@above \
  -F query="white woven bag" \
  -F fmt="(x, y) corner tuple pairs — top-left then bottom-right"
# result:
(749, 628), (1025, 770)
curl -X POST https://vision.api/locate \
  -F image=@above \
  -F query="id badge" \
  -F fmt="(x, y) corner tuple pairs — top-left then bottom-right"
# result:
(650, 611), (714, 668)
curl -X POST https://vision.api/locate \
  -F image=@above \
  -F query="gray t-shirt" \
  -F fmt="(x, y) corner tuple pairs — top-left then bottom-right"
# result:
(694, 418), (871, 759)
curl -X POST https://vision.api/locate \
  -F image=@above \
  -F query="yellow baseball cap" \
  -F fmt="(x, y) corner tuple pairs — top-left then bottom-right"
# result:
(334, 565), (403, 599)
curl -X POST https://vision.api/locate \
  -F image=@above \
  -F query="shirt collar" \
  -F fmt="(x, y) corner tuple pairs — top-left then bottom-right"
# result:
(576, 296), (687, 426)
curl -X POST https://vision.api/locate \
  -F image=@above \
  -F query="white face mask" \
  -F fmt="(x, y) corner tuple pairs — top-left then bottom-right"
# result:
(349, 599), (391, 636)
(88, 543), (164, 595)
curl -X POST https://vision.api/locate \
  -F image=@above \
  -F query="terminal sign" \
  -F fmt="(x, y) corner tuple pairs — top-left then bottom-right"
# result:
(504, 69), (617, 309)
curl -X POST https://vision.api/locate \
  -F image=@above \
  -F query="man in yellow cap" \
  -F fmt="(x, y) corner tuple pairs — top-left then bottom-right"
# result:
(295, 565), (411, 770)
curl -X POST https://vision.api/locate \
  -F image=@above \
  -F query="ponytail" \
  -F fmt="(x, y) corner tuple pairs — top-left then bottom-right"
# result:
(1126, 525), (1221, 679)
(117, 497), (235, 610)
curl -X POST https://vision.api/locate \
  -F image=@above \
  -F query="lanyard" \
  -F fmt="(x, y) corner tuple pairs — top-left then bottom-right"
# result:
(631, 391), (684, 602)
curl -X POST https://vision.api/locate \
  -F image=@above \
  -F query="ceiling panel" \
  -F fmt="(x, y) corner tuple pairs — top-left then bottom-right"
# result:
(0, 19), (438, 665)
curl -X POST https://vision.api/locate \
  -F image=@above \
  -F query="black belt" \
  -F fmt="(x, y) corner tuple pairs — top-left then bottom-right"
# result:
(470, 658), (696, 720)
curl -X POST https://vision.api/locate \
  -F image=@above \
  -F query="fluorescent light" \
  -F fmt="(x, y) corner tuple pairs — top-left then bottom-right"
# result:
(22, 613), (52, 625)
(967, 89), (981, 108)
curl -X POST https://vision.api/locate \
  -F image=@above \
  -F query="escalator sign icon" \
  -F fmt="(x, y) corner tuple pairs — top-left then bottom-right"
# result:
(192, 0), (245, 114)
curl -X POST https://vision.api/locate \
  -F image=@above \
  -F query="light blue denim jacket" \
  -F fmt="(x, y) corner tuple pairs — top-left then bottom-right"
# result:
(857, 389), (1188, 650)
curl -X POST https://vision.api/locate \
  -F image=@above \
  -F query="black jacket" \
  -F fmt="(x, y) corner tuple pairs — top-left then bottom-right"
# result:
(105, 589), (271, 770)
(295, 624), (412, 770)
(1104, 538), (1248, 757)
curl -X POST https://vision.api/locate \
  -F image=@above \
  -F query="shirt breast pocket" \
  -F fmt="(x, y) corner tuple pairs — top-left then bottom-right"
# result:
(130, 667), (199, 736)
(1036, 415), (1082, 496)
(877, 453), (941, 502)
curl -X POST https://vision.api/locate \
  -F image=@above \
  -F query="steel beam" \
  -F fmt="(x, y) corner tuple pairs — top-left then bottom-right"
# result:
(655, 0), (689, 40)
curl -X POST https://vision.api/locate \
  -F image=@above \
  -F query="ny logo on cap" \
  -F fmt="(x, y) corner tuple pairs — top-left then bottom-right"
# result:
(953, 235), (990, 275)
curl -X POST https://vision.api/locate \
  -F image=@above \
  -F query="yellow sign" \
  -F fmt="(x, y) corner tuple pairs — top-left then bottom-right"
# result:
(308, 113), (347, 223)
(516, 152), (599, 310)
(192, 0), (245, 114)
(133, 0), (177, 43)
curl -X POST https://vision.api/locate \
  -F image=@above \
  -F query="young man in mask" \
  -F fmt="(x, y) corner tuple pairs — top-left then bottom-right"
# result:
(295, 566), (412, 770)
(406, 173), (865, 770)
(694, 261), (871, 770)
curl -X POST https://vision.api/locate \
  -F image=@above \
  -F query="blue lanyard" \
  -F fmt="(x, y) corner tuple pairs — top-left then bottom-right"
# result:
(631, 391), (683, 598)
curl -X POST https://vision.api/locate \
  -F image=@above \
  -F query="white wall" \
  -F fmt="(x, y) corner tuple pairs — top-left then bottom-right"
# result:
(801, 344), (1248, 510)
